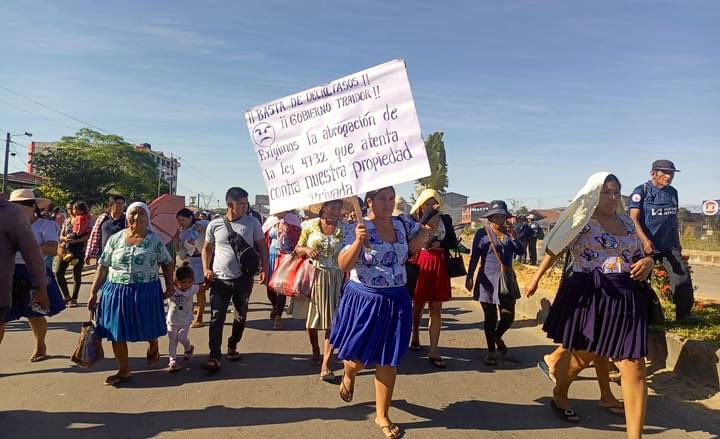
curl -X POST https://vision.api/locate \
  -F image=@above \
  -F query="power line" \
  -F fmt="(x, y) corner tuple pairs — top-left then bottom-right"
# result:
(0, 85), (112, 134)
(0, 98), (80, 131)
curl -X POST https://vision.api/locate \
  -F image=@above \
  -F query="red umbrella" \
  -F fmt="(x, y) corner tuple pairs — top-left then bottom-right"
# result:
(149, 194), (185, 245)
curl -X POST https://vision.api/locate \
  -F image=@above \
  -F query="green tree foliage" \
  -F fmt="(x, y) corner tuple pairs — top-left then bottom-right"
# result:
(31, 128), (165, 207)
(414, 131), (449, 198)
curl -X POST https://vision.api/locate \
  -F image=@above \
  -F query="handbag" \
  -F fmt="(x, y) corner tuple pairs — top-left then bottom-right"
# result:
(446, 248), (467, 278)
(268, 253), (316, 297)
(71, 311), (104, 368)
(223, 216), (260, 276)
(486, 227), (521, 304)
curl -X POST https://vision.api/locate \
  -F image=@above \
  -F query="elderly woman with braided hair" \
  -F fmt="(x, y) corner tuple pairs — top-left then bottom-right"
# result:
(88, 202), (175, 386)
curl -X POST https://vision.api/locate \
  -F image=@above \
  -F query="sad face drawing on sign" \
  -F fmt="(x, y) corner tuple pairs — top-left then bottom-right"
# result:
(252, 122), (276, 147)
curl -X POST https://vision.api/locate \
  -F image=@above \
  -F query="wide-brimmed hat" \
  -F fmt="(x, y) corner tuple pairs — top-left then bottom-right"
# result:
(9, 189), (50, 209)
(392, 196), (408, 216)
(481, 200), (511, 218)
(652, 159), (680, 173)
(306, 198), (353, 215)
(410, 188), (444, 215)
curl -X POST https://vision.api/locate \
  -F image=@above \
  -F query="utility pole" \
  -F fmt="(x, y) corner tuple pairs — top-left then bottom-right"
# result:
(3, 131), (32, 196)
(2, 133), (10, 196)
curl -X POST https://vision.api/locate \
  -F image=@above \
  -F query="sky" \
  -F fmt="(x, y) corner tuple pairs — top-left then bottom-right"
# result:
(1, 0), (718, 211)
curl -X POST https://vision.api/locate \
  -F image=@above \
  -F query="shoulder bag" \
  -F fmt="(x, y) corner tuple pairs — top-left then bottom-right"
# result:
(486, 226), (521, 304)
(222, 216), (260, 276)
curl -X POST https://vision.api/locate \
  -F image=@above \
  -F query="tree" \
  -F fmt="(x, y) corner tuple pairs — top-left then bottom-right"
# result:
(31, 128), (166, 207)
(414, 131), (449, 199)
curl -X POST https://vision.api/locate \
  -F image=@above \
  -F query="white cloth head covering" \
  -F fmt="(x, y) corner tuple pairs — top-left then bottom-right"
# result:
(542, 171), (626, 256)
(262, 215), (280, 234)
(126, 201), (152, 229)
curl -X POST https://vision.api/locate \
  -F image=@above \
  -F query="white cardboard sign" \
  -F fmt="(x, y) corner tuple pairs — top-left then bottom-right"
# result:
(244, 59), (430, 214)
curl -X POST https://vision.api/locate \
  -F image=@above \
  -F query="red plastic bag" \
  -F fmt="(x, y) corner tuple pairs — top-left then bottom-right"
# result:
(268, 254), (316, 297)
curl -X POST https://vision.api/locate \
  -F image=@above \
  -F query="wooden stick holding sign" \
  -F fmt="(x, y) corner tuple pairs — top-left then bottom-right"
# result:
(349, 196), (370, 250)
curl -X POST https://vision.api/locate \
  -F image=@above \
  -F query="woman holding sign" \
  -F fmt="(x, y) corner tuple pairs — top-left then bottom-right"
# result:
(331, 186), (430, 439)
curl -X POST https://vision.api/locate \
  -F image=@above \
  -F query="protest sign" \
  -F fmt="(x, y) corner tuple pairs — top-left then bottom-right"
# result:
(245, 59), (430, 214)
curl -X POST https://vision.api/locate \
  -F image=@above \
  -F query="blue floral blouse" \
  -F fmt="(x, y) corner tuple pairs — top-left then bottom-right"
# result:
(342, 216), (421, 288)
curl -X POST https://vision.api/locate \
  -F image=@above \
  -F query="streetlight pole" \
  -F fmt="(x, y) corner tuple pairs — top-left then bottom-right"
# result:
(2, 131), (32, 197)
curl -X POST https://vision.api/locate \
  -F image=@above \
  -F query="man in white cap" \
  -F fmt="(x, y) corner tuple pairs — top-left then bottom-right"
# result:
(526, 214), (544, 265)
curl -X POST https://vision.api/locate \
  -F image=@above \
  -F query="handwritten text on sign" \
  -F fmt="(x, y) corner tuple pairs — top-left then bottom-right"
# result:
(245, 59), (430, 214)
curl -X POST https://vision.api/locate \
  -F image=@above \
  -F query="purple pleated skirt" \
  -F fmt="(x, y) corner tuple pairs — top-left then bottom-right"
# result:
(542, 270), (649, 360)
(330, 281), (411, 367)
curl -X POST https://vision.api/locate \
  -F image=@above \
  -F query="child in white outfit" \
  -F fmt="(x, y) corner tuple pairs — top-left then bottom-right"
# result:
(167, 264), (198, 372)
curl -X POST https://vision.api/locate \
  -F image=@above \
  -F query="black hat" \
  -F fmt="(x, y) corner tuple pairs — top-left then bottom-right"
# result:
(481, 200), (511, 218)
(652, 159), (680, 173)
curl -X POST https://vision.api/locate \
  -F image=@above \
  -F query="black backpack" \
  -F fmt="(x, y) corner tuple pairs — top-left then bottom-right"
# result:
(222, 216), (260, 276)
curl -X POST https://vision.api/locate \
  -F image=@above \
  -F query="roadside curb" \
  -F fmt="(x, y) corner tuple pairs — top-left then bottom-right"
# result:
(450, 276), (720, 390)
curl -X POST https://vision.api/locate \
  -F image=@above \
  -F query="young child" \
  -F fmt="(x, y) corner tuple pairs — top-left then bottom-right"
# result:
(166, 263), (198, 372)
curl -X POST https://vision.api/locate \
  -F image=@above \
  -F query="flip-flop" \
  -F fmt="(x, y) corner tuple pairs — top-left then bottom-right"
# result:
(29, 353), (48, 363)
(600, 404), (625, 417)
(409, 341), (421, 351)
(429, 356), (447, 369)
(375, 420), (401, 439)
(339, 373), (354, 403)
(105, 374), (132, 386)
(227, 351), (242, 362)
(183, 345), (195, 361)
(201, 358), (221, 371)
(190, 321), (204, 328)
(550, 400), (580, 423)
(320, 370), (335, 382)
(537, 360), (556, 383)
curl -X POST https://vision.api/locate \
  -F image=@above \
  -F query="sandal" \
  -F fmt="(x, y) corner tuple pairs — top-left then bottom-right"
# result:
(183, 345), (195, 361)
(191, 321), (204, 328)
(146, 348), (160, 367)
(339, 372), (355, 403)
(168, 359), (180, 373)
(320, 369), (335, 382)
(375, 420), (401, 439)
(409, 341), (421, 351)
(429, 356), (447, 369)
(29, 353), (48, 363)
(550, 400), (580, 423)
(105, 373), (132, 386)
(201, 358), (221, 371)
(496, 339), (508, 355)
(537, 360), (556, 383)
(227, 350), (242, 362)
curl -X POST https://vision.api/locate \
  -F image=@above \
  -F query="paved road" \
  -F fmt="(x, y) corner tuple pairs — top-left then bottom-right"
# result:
(692, 265), (720, 301)
(0, 281), (717, 438)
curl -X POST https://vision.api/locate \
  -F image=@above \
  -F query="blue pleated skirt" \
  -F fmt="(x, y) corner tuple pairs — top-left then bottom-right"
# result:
(96, 280), (167, 342)
(4, 264), (66, 322)
(543, 271), (648, 360)
(330, 281), (411, 367)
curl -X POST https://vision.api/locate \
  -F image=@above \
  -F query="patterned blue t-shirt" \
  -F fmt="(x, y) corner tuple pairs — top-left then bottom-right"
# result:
(628, 181), (680, 251)
(342, 217), (421, 288)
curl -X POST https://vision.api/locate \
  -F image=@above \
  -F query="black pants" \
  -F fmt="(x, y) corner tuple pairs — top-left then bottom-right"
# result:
(56, 257), (85, 301)
(481, 301), (515, 352)
(208, 275), (253, 360)
(266, 288), (287, 317)
(658, 249), (695, 318)
(526, 238), (538, 265)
